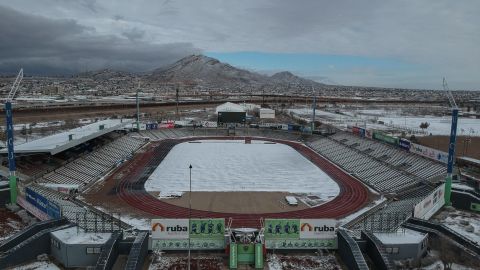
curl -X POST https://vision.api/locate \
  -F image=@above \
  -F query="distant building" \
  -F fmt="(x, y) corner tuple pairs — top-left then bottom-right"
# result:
(216, 102), (246, 124)
(259, 108), (275, 119)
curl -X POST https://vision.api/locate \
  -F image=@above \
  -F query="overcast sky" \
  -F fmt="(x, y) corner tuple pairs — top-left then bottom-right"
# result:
(0, 0), (479, 89)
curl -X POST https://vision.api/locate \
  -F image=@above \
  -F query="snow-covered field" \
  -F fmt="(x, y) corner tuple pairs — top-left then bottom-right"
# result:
(145, 140), (340, 199)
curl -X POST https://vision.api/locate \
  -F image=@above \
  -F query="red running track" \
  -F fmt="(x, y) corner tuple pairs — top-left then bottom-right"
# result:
(116, 136), (370, 228)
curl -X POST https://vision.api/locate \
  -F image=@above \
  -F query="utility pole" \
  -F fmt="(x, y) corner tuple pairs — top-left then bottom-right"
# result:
(311, 85), (316, 133)
(176, 85), (180, 120)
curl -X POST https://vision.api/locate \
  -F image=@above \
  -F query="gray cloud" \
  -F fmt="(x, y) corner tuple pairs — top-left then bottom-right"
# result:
(0, 0), (478, 88)
(0, 5), (199, 75)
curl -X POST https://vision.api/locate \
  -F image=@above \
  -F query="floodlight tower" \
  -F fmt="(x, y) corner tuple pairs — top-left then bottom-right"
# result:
(4, 68), (23, 204)
(136, 81), (140, 131)
(443, 77), (459, 206)
(311, 85), (316, 133)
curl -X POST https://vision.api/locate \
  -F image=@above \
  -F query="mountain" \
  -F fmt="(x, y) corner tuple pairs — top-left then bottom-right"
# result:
(148, 55), (272, 86)
(270, 71), (318, 86)
(75, 69), (135, 81)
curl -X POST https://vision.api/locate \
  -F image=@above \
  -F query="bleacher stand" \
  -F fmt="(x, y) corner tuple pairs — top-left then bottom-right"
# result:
(36, 135), (146, 191)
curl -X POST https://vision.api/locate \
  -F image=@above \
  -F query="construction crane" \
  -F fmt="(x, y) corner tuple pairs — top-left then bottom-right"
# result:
(4, 68), (23, 204)
(443, 77), (459, 206)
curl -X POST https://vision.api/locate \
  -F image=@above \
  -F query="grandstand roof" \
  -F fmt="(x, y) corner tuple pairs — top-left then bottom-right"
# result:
(0, 119), (133, 155)
(215, 102), (246, 113)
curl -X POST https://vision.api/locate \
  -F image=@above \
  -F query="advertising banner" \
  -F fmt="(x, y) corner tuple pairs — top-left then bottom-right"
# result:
(265, 239), (337, 249)
(264, 219), (337, 249)
(373, 131), (399, 145)
(151, 218), (226, 250)
(190, 218), (225, 239)
(399, 138), (411, 151)
(229, 243), (238, 268)
(47, 201), (61, 219)
(264, 219), (300, 239)
(299, 219), (336, 239)
(410, 143), (448, 164)
(365, 129), (373, 139)
(359, 127), (366, 138)
(25, 187), (48, 214)
(151, 219), (189, 239)
(414, 183), (445, 219)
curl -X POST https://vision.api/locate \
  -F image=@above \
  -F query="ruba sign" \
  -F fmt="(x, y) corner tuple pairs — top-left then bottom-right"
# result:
(264, 219), (337, 249)
(299, 219), (336, 239)
(151, 219), (189, 239)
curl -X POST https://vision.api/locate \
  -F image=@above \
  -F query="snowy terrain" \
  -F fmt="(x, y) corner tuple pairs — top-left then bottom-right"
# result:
(288, 107), (480, 136)
(11, 261), (61, 270)
(432, 208), (480, 244)
(267, 254), (341, 270)
(378, 116), (480, 136)
(145, 140), (340, 199)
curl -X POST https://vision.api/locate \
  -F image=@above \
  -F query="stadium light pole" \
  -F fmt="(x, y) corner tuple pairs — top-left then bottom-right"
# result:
(188, 164), (192, 270)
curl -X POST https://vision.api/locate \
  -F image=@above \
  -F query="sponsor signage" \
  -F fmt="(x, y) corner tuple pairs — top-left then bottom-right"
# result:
(190, 218), (225, 239)
(410, 143), (448, 164)
(151, 219), (189, 239)
(299, 219), (336, 239)
(399, 138), (411, 151)
(229, 243), (238, 268)
(359, 127), (366, 138)
(265, 239), (337, 249)
(373, 131), (399, 145)
(17, 196), (50, 221)
(151, 218), (226, 250)
(414, 183), (445, 219)
(264, 219), (337, 249)
(151, 239), (225, 250)
(365, 129), (373, 139)
(25, 187), (61, 219)
(254, 243), (264, 268)
(264, 219), (300, 239)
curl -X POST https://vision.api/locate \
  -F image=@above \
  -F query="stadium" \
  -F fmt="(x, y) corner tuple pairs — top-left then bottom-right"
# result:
(3, 110), (479, 269)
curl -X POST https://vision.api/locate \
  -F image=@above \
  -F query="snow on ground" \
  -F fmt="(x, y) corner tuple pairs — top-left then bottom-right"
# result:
(432, 208), (480, 244)
(9, 261), (61, 270)
(91, 205), (151, 230)
(149, 251), (224, 270)
(418, 260), (476, 270)
(267, 254), (341, 270)
(145, 140), (340, 199)
(378, 116), (480, 136)
(51, 226), (111, 244)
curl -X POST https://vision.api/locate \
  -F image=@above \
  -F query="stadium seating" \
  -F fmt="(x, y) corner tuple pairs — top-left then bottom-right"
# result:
(328, 132), (446, 181)
(36, 135), (146, 190)
(306, 137), (420, 193)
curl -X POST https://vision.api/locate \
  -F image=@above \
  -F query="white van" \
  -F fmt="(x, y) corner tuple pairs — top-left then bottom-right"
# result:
(285, 196), (298, 206)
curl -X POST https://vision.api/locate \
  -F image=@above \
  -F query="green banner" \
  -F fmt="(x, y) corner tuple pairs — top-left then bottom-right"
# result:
(190, 218), (225, 239)
(229, 243), (238, 269)
(265, 239), (337, 249)
(373, 131), (399, 145)
(264, 219), (300, 239)
(255, 243), (264, 269)
(151, 239), (224, 250)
